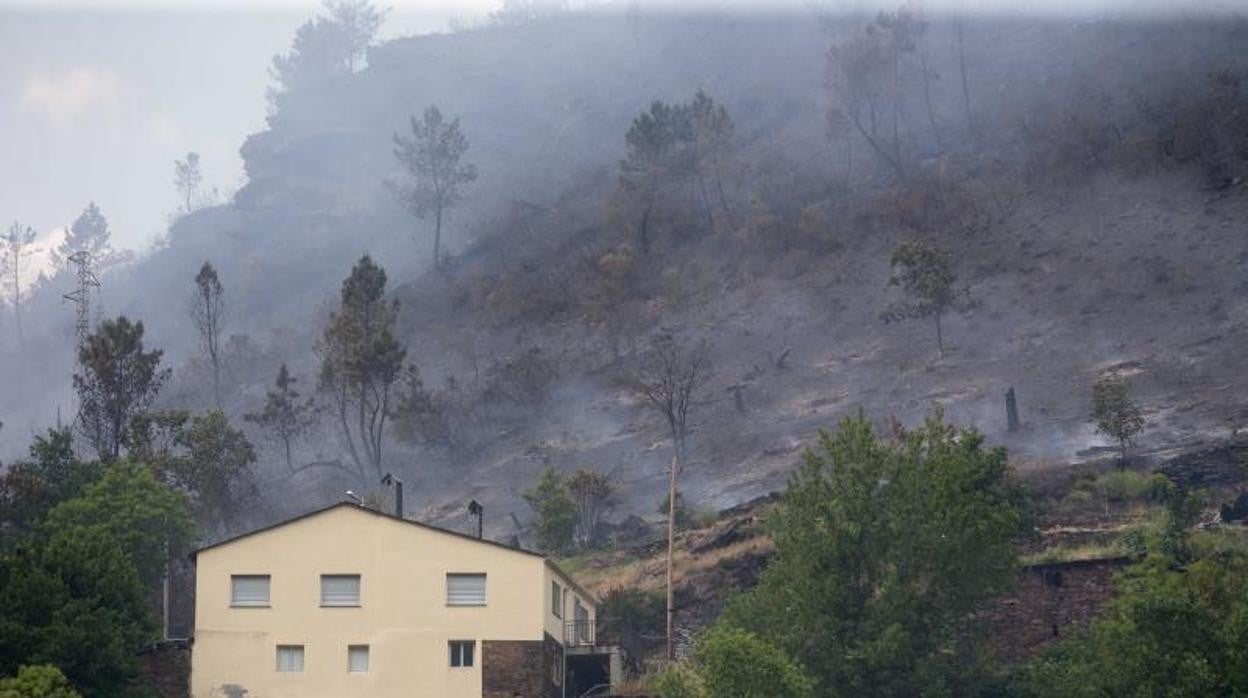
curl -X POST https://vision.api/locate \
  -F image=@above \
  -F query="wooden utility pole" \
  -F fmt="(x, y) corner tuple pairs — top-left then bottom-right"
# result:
(666, 456), (678, 661)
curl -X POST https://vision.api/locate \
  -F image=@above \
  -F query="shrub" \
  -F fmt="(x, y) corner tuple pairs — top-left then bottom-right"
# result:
(696, 627), (812, 698)
(0, 665), (81, 698)
(652, 662), (707, 698)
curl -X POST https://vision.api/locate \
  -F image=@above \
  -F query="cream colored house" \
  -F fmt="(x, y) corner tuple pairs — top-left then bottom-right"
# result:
(191, 502), (615, 698)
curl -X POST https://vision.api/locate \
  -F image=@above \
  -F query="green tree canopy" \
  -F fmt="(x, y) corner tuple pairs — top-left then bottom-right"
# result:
(882, 240), (965, 357)
(722, 409), (1027, 696)
(72, 316), (171, 461)
(318, 255), (405, 482)
(172, 411), (257, 537)
(43, 461), (194, 597)
(245, 364), (315, 472)
(0, 528), (150, 696)
(521, 467), (575, 555)
(653, 627), (812, 698)
(0, 664), (82, 698)
(1018, 552), (1248, 697)
(0, 430), (101, 540)
(1091, 374), (1146, 466)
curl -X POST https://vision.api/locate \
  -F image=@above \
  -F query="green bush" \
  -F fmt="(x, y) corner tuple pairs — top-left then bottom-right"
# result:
(697, 627), (812, 698)
(1095, 470), (1171, 503)
(651, 627), (812, 698)
(652, 662), (707, 698)
(1016, 552), (1248, 696)
(0, 664), (81, 697)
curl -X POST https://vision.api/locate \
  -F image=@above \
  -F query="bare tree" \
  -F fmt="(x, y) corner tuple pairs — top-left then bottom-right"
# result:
(827, 26), (906, 180)
(954, 10), (975, 135)
(627, 333), (712, 660)
(566, 469), (615, 549)
(2, 221), (38, 346)
(391, 105), (478, 269)
(173, 152), (204, 214)
(631, 333), (712, 471)
(190, 261), (226, 407)
(691, 90), (737, 227)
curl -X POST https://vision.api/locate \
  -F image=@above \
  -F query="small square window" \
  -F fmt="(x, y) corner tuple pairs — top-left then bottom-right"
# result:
(348, 645), (369, 673)
(276, 645), (304, 673)
(321, 574), (361, 606)
(231, 575), (270, 607)
(449, 640), (475, 668)
(551, 582), (562, 618)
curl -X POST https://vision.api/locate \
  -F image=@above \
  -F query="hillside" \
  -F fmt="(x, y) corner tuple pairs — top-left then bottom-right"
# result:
(1, 8), (1246, 543)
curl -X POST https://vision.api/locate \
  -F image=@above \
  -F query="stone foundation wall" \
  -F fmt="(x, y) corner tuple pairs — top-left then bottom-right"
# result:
(981, 557), (1129, 664)
(481, 634), (561, 698)
(132, 640), (191, 698)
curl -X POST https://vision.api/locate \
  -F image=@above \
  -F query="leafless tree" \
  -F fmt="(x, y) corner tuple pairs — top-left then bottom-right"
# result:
(827, 26), (906, 180)
(190, 261), (226, 407)
(174, 152), (204, 214)
(2, 221), (38, 346)
(631, 333), (712, 471)
(567, 469), (615, 549)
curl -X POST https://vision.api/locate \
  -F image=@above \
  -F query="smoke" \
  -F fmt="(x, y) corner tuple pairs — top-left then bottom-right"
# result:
(1, 3), (1245, 532)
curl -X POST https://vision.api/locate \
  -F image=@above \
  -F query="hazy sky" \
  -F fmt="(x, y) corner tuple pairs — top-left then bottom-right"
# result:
(0, 1), (501, 261)
(1, 0), (1238, 262)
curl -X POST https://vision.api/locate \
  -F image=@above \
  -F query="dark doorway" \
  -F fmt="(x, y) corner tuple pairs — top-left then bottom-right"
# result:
(566, 652), (609, 697)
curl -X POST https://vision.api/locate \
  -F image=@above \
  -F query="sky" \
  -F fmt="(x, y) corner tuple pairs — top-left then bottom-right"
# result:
(0, 0), (1238, 269)
(0, 1), (502, 269)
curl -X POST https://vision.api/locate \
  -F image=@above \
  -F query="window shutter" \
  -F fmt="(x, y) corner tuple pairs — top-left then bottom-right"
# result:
(321, 575), (361, 606)
(348, 645), (369, 673)
(446, 573), (486, 606)
(231, 575), (270, 606)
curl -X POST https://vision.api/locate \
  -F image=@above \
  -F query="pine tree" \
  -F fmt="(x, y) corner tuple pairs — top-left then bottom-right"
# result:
(391, 105), (478, 269)
(245, 364), (314, 472)
(318, 256), (405, 481)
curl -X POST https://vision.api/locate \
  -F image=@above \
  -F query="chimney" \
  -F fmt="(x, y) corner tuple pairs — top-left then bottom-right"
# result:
(468, 500), (484, 539)
(381, 474), (403, 519)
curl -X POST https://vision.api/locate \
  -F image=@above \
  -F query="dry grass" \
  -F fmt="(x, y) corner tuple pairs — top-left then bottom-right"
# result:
(560, 514), (775, 598)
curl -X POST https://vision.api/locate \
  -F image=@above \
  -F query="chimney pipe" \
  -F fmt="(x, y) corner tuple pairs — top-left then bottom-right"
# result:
(381, 474), (404, 519)
(468, 500), (484, 539)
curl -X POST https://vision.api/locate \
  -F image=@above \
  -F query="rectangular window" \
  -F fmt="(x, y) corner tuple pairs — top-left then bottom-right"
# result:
(449, 640), (475, 668)
(446, 573), (486, 606)
(276, 645), (304, 673)
(231, 575), (270, 607)
(348, 645), (369, 673)
(551, 581), (562, 618)
(321, 574), (361, 607)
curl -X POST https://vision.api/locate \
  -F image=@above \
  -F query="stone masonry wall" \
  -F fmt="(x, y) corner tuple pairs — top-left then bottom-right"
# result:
(981, 557), (1129, 665)
(481, 633), (561, 698)
(132, 640), (191, 698)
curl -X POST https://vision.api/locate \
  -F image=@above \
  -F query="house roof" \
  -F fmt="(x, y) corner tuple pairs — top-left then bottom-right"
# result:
(190, 502), (596, 603)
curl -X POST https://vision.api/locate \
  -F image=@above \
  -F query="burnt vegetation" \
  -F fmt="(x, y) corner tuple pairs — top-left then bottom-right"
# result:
(3, 3), (1248, 691)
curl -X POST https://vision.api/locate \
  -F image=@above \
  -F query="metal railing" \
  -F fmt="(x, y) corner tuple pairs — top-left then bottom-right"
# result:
(564, 618), (596, 646)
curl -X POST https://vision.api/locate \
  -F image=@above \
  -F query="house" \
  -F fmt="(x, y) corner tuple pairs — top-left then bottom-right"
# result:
(190, 502), (619, 698)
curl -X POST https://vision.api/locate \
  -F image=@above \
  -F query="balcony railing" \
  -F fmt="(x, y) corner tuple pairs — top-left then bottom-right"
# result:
(564, 618), (596, 646)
